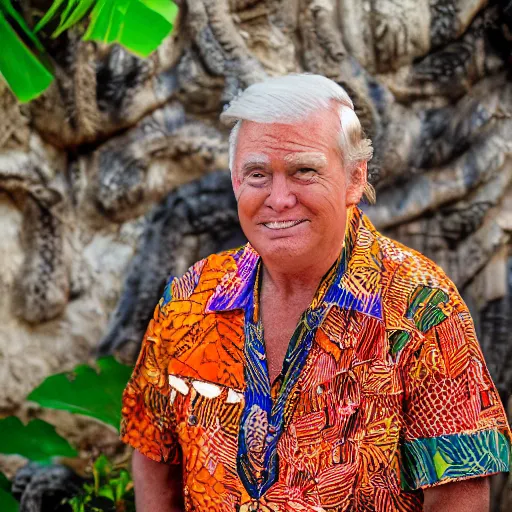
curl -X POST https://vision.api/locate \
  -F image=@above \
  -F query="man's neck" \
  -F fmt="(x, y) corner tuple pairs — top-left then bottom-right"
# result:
(260, 243), (343, 301)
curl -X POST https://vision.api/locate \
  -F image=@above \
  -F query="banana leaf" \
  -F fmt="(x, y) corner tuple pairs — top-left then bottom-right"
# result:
(0, 488), (19, 512)
(1, 0), (178, 103)
(0, 417), (77, 462)
(83, 0), (178, 57)
(36, 0), (178, 56)
(0, 1), (53, 102)
(34, 0), (96, 36)
(27, 357), (133, 430)
(0, 472), (19, 512)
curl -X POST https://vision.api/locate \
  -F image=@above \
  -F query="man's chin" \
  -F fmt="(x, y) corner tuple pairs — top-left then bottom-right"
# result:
(254, 237), (312, 261)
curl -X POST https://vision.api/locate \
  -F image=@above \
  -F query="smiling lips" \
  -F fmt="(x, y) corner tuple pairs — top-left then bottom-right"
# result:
(262, 220), (306, 230)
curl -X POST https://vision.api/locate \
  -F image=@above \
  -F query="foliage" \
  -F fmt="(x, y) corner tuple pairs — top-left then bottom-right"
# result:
(34, 0), (97, 37)
(0, 417), (77, 462)
(0, 356), (134, 510)
(0, 471), (19, 512)
(0, 0), (178, 102)
(0, 0), (53, 102)
(67, 454), (135, 512)
(27, 356), (133, 429)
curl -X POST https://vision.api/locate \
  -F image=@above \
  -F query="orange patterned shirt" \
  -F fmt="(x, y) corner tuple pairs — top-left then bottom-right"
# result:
(121, 207), (511, 511)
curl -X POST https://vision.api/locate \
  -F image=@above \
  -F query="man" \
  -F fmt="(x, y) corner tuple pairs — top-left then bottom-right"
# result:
(121, 74), (511, 511)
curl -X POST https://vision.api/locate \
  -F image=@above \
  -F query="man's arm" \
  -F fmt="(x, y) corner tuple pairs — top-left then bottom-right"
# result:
(423, 477), (490, 512)
(132, 450), (184, 512)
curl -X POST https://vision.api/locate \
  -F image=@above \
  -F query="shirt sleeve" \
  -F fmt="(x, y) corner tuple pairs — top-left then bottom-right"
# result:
(120, 277), (180, 464)
(399, 285), (511, 490)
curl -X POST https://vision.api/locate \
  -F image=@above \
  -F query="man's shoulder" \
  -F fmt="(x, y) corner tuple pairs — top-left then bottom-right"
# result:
(368, 226), (465, 332)
(374, 228), (456, 297)
(370, 230), (468, 351)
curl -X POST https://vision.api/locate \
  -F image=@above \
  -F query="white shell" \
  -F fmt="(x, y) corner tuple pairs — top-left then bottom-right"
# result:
(169, 375), (189, 395)
(226, 388), (244, 404)
(192, 380), (222, 398)
(169, 388), (177, 405)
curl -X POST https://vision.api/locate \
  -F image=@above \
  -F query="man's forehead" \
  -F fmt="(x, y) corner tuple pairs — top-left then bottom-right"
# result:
(237, 115), (337, 153)
(239, 152), (328, 167)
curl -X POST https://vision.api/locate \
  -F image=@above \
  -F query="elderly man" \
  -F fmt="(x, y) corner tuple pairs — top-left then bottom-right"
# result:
(120, 74), (511, 512)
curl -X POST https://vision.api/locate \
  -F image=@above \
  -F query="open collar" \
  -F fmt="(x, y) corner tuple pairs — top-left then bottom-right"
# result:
(205, 207), (383, 320)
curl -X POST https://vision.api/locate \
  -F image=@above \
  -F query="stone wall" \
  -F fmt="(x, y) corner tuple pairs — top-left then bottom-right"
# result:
(0, 0), (511, 508)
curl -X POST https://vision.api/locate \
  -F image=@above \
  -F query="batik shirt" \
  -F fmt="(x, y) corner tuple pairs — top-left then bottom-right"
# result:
(121, 206), (511, 512)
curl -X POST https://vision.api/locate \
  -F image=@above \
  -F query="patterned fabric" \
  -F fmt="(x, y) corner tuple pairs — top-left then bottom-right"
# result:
(121, 206), (511, 511)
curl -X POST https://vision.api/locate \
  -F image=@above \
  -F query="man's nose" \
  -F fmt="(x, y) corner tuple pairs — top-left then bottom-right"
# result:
(264, 175), (297, 211)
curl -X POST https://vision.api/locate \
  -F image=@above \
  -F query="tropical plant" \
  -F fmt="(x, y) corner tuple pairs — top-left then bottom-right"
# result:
(0, 471), (19, 512)
(27, 356), (133, 429)
(0, 356), (134, 511)
(0, 0), (178, 102)
(0, 0), (54, 102)
(67, 454), (135, 512)
(0, 416), (78, 462)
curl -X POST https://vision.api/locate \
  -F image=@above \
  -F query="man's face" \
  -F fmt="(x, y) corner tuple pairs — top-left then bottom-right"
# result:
(232, 108), (364, 266)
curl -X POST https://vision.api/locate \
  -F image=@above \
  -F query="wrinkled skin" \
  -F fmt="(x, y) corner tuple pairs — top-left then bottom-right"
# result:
(232, 106), (366, 276)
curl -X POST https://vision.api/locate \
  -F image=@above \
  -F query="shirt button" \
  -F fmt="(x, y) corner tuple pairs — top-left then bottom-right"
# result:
(316, 385), (324, 395)
(188, 414), (198, 426)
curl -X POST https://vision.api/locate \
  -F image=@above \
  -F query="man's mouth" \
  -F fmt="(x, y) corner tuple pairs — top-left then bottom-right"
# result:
(262, 220), (306, 230)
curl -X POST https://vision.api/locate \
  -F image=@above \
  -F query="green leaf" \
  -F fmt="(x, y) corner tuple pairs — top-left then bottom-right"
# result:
(34, 0), (97, 36)
(97, 484), (115, 501)
(27, 357), (133, 430)
(83, 0), (177, 57)
(0, 472), (11, 492)
(33, 0), (68, 32)
(83, 0), (122, 44)
(0, 6), (54, 102)
(0, 417), (77, 462)
(68, 495), (86, 512)
(2, 0), (178, 102)
(0, 488), (19, 512)
(1, 0), (47, 51)
(92, 454), (111, 495)
(93, 454), (112, 480)
(141, 0), (178, 24)
(0, 473), (18, 512)
(66, 454), (134, 511)
(112, 470), (132, 501)
(52, 0), (97, 38)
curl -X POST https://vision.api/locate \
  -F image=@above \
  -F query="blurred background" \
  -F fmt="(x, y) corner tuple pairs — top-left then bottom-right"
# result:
(0, 0), (511, 510)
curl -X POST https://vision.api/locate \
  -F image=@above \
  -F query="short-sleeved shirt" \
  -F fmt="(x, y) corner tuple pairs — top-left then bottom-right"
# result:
(121, 206), (511, 511)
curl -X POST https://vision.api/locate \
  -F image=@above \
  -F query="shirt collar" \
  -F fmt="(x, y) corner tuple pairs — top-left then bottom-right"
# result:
(205, 207), (383, 320)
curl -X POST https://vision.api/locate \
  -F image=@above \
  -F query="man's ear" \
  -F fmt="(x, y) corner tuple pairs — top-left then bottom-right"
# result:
(231, 169), (242, 200)
(346, 161), (368, 206)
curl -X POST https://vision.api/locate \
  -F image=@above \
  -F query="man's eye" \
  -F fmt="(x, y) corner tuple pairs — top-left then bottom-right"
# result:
(249, 171), (265, 179)
(297, 168), (316, 175)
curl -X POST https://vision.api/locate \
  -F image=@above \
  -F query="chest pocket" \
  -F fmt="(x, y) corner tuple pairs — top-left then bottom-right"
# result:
(291, 371), (362, 446)
(169, 375), (244, 437)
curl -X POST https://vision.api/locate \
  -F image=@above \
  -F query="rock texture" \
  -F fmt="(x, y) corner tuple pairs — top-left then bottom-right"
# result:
(12, 462), (85, 512)
(0, 0), (511, 508)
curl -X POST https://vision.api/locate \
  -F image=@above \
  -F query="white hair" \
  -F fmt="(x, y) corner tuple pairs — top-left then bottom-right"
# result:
(220, 74), (374, 201)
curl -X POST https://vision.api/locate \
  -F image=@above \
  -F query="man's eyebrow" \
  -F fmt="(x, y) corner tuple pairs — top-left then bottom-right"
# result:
(240, 155), (270, 171)
(284, 153), (327, 167)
